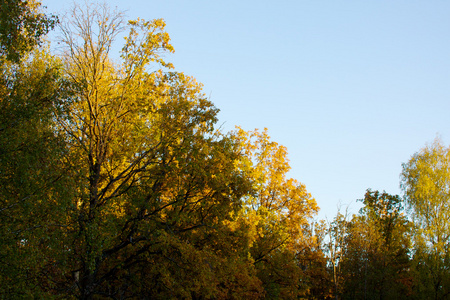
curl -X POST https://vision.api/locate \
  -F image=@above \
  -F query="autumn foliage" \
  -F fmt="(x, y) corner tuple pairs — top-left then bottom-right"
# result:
(1, 1), (450, 299)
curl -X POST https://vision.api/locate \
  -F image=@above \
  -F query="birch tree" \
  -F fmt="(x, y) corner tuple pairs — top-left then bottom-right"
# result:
(401, 138), (450, 299)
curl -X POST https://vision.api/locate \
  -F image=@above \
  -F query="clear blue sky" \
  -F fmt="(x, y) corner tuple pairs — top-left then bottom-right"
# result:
(43, 0), (450, 220)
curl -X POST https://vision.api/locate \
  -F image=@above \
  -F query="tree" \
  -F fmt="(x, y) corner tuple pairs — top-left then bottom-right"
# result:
(298, 219), (332, 300)
(0, 0), (58, 62)
(234, 127), (319, 299)
(0, 2), (322, 298)
(0, 1), (71, 297)
(325, 207), (350, 300)
(401, 138), (450, 299)
(338, 190), (412, 300)
(50, 3), (262, 298)
(0, 48), (72, 298)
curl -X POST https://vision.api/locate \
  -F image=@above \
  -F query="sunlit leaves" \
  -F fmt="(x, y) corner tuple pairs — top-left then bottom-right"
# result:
(233, 126), (319, 298)
(401, 138), (450, 298)
(401, 138), (450, 252)
(0, 1), (328, 298)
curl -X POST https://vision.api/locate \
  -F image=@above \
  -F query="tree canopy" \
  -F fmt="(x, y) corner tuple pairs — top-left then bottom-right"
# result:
(1, 1), (450, 299)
